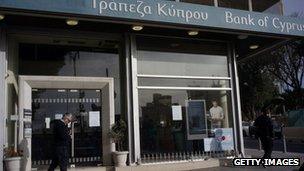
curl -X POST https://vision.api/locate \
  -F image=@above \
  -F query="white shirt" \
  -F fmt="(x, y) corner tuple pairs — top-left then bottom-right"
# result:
(210, 106), (224, 120)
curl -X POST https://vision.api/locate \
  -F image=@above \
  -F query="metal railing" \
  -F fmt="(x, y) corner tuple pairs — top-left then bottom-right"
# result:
(140, 150), (235, 164)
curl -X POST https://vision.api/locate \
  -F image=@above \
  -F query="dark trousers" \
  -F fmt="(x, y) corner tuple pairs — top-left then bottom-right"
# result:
(260, 137), (273, 159)
(48, 146), (69, 171)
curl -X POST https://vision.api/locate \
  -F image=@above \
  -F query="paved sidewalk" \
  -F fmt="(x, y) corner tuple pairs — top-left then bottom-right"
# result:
(192, 166), (300, 171)
(245, 148), (304, 159)
(191, 149), (304, 171)
(200, 148), (304, 171)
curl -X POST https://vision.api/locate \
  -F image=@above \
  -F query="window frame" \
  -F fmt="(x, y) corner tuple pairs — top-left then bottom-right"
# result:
(130, 34), (239, 162)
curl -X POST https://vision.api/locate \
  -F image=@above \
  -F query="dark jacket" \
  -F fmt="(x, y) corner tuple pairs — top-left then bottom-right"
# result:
(52, 120), (71, 147)
(254, 114), (274, 138)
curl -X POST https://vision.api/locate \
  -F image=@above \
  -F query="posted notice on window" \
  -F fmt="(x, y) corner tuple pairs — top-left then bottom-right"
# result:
(89, 111), (100, 127)
(172, 105), (182, 121)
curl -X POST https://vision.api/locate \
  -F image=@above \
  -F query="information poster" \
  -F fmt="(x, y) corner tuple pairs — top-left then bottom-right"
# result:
(24, 122), (32, 138)
(89, 111), (100, 127)
(172, 105), (182, 121)
(23, 109), (32, 122)
(204, 128), (234, 151)
(186, 100), (207, 140)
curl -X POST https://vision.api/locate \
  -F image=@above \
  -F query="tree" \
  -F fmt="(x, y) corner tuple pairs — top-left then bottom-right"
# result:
(261, 39), (304, 109)
(238, 58), (278, 121)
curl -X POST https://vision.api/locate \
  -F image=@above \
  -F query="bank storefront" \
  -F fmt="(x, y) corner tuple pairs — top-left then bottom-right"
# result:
(0, 0), (303, 170)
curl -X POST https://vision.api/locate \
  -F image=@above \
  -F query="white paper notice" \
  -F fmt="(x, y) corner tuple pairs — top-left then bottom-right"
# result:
(45, 117), (51, 129)
(55, 114), (63, 120)
(89, 111), (100, 127)
(172, 105), (182, 121)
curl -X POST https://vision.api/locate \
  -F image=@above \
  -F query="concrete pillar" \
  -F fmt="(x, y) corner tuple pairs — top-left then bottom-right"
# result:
(0, 28), (7, 171)
(102, 81), (115, 165)
(18, 78), (32, 171)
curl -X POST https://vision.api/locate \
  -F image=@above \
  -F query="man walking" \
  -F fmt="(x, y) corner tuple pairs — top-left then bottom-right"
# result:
(254, 109), (274, 159)
(48, 113), (73, 171)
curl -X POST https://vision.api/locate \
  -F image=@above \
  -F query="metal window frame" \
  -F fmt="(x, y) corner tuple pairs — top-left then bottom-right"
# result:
(228, 43), (240, 156)
(124, 34), (135, 165)
(0, 28), (7, 171)
(248, 0), (253, 11)
(230, 42), (245, 157)
(130, 34), (240, 162)
(137, 74), (231, 80)
(130, 35), (141, 163)
(137, 86), (232, 91)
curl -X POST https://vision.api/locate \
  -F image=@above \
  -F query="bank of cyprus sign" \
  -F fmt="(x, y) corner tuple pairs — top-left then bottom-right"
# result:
(1, 0), (304, 37)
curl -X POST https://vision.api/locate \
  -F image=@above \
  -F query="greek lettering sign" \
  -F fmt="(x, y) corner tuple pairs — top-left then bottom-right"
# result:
(0, 0), (304, 37)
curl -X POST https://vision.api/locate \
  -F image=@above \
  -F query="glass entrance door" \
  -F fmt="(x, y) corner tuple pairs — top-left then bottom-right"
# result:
(31, 89), (102, 167)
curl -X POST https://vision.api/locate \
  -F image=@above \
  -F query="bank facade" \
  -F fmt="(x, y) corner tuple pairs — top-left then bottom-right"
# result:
(0, 0), (303, 170)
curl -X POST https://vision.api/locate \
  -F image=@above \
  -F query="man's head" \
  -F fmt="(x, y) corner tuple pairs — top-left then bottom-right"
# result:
(62, 113), (73, 125)
(261, 108), (271, 116)
(212, 100), (218, 107)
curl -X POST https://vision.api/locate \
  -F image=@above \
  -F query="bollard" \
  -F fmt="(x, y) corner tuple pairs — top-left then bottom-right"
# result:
(283, 135), (287, 153)
(258, 138), (262, 151)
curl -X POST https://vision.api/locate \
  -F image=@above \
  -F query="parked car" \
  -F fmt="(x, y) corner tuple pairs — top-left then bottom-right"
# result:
(272, 120), (282, 139)
(246, 120), (282, 139)
(248, 121), (256, 138)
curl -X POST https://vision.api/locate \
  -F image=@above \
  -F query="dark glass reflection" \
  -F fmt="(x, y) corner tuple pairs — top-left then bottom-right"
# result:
(252, 0), (282, 15)
(32, 89), (102, 165)
(19, 43), (121, 115)
(182, 0), (214, 6)
(137, 36), (227, 55)
(218, 0), (249, 10)
(19, 44), (119, 77)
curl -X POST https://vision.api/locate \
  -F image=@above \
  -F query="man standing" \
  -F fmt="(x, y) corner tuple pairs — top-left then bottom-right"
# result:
(209, 100), (224, 128)
(48, 113), (73, 171)
(254, 109), (274, 159)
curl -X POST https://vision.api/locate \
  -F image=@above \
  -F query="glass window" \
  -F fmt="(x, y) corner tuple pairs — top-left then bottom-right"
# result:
(137, 51), (228, 77)
(136, 37), (228, 77)
(136, 36), (234, 162)
(218, 0), (249, 10)
(19, 43), (121, 115)
(139, 90), (234, 155)
(282, 0), (304, 17)
(252, 0), (283, 15)
(181, 0), (214, 6)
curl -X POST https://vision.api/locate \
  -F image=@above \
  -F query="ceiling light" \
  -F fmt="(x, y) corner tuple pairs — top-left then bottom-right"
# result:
(249, 44), (259, 50)
(66, 19), (78, 26)
(132, 25), (143, 31)
(238, 34), (248, 40)
(188, 30), (199, 36)
(0, 14), (5, 20)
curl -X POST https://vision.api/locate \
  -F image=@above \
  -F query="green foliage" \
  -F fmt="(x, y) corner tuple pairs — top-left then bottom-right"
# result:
(281, 89), (304, 110)
(108, 119), (127, 151)
(239, 38), (304, 119)
(238, 59), (278, 120)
